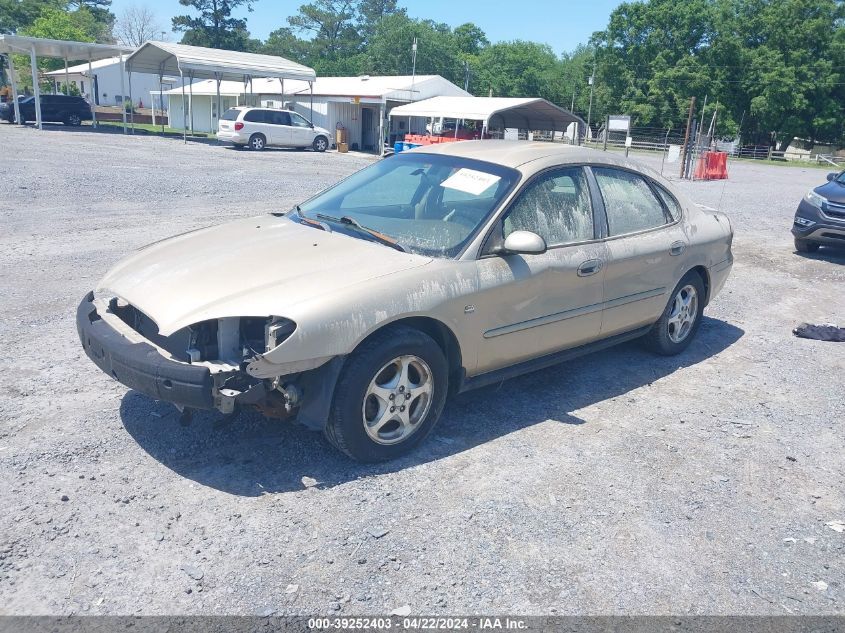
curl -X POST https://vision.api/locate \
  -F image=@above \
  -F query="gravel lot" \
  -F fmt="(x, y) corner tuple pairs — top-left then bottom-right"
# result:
(1, 124), (843, 616)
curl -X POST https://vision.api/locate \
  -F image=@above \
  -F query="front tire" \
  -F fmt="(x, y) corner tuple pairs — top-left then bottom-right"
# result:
(794, 238), (820, 253)
(643, 271), (706, 356)
(325, 326), (448, 462)
(312, 135), (328, 152)
(65, 114), (82, 126)
(248, 133), (266, 151)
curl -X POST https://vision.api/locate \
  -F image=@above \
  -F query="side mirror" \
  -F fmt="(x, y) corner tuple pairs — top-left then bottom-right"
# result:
(502, 230), (547, 255)
(827, 172), (838, 182)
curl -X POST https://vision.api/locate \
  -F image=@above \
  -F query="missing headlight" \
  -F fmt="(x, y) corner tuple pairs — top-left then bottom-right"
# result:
(265, 318), (296, 351)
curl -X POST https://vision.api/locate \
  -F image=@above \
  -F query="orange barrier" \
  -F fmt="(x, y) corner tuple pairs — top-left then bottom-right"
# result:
(694, 151), (729, 180)
(403, 132), (488, 145)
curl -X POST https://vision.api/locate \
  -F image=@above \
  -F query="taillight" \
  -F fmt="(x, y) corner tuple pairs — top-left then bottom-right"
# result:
(234, 122), (244, 131)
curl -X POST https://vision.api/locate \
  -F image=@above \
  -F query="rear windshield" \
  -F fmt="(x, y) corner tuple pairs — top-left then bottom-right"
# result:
(222, 109), (240, 121)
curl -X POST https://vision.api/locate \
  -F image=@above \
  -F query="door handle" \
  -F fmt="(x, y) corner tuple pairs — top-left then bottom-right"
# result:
(670, 241), (686, 256)
(577, 259), (603, 277)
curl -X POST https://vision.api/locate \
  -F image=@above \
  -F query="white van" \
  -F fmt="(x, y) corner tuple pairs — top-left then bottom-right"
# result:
(217, 106), (331, 152)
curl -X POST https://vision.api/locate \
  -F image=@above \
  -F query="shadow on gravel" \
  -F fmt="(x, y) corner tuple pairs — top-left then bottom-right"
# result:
(29, 124), (223, 145)
(221, 145), (314, 153)
(120, 316), (744, 496)
(794, 244), (845, 263)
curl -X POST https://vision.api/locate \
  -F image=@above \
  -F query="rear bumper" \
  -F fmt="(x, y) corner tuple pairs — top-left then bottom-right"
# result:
(217, 130), (247, 143)
(76, 292), (214, 409)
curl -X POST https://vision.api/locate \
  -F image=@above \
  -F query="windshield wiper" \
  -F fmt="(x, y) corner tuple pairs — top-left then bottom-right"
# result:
(315, 214), (405, 252)
(277, 205), (333, 232)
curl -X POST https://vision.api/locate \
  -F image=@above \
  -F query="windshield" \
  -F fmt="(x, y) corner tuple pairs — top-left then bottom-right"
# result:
(836, 171), (845, 184)
(294, 153), (519, 257)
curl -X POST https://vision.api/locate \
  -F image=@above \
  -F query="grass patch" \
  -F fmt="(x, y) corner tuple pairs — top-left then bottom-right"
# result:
(96, 120), (213, 138)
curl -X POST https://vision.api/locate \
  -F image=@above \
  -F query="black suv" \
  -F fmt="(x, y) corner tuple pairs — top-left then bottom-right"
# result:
(0, 94), (93, 126)
(792, 170), (845, 253)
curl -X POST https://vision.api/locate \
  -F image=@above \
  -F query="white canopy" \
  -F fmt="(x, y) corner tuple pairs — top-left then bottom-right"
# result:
(0, 34), (131, 61)
(125, 41), (315, 83)
(389, 96), (585, 134)
(0, 35), (134, 131)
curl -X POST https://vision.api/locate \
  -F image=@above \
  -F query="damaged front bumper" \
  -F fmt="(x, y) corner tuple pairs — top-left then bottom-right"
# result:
(77, 291), (217, 410)
(76, 292), (344, 427)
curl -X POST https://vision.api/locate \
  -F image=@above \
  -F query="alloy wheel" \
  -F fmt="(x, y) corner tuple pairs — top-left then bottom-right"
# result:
(667, 284), (698, 343)
(362, 354), (434, 445)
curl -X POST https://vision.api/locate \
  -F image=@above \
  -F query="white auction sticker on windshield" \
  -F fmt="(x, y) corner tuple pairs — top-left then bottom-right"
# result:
(440, 168), (501, 196)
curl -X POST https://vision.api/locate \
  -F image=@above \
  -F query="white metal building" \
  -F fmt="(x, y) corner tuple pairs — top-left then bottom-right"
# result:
(161, 75), (470, 151)
(46, 56), (177, 108)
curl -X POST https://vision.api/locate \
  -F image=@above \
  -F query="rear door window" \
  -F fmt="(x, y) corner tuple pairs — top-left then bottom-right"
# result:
(243, 110), (267, 123)
(653, 184), (682, 221)
(593, 168), (670, 236)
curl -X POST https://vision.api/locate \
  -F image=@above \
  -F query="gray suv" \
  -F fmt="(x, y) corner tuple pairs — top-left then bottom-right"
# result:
(792, 170), (845, 252)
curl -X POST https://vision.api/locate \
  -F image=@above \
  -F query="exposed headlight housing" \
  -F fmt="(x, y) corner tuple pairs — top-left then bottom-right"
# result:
(805, 189), (827, 209)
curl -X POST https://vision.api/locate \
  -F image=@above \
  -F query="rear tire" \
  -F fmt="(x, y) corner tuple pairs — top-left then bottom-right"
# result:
(324, 326), (448, 462)
(312, 135), (328, 152)
(248, 133), (266, 151)
(643, 271), (706, 356)
(794, 238), (820, 253)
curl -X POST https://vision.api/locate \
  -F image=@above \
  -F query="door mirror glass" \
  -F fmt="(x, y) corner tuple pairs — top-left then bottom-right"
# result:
(503, 230), (547, 255)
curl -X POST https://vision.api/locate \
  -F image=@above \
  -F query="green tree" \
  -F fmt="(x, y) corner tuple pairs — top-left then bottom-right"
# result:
(473, 40), (563, 101)
(287, 0), (360, 62)
(67, 0), (113, 36)
(364, 14), (462, 83)
(452, 22), (487, 56)
(357, 0), (403, 42)
(0, 0), (63, 33)
(172, 0), (256, 51)
(12, 6), (100, 91)
(590, 0), (845, 146)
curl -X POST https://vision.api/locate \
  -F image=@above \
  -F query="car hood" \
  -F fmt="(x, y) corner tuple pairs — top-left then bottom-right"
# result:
(96, 215), (432, 335)
(816, 179), (845, 204)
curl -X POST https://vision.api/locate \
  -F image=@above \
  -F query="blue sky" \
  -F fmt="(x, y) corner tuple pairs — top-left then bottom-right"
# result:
(109, 0), (625, 54)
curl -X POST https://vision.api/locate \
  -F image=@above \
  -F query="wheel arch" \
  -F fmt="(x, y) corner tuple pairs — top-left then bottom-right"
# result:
(354, 316), (464, 394)
(688, 265), (711, 306)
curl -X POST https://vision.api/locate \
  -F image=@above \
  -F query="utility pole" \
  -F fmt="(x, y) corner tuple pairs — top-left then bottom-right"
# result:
(408, 37), (417, 134)
(586, 60), (596, 141)
(464, 60), (469, 92)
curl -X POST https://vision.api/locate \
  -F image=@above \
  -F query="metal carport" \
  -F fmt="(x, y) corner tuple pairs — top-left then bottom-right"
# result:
(125, 41), (316, 142)
(388, 96), (586, 142)
(0, 35), (133, 131)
